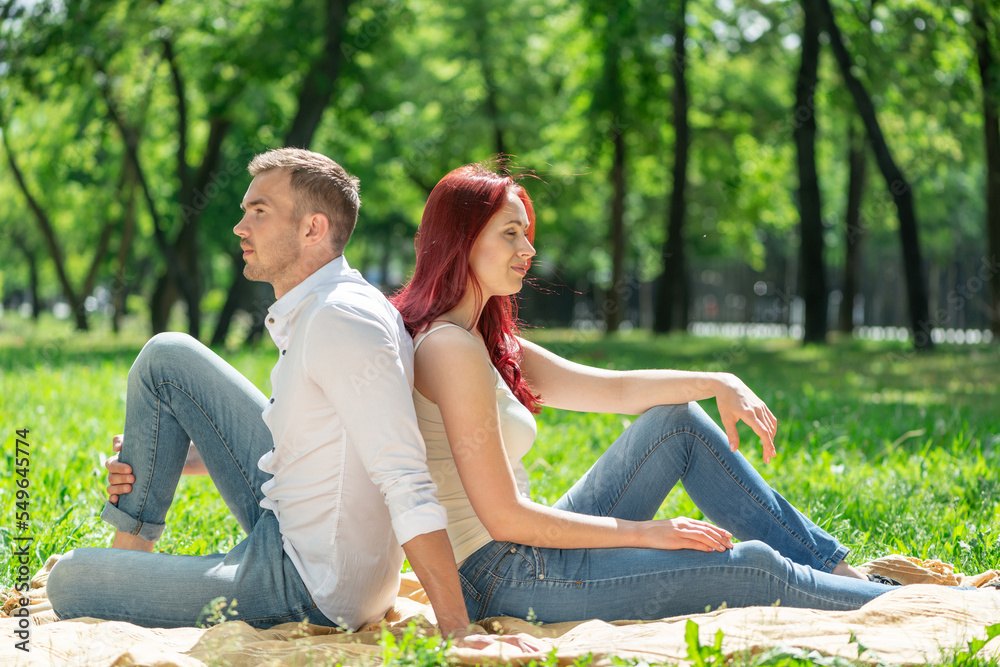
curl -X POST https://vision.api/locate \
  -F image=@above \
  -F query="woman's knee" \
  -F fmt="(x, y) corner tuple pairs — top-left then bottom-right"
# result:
(731, 540), (788, 573)
(635, 402), (718, 440)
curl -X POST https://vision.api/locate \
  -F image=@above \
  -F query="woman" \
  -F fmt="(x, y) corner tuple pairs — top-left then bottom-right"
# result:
(391, 162), (894, 624)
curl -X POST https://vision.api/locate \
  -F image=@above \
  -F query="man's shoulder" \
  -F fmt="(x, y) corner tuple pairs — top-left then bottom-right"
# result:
(299, 278), (404, 337)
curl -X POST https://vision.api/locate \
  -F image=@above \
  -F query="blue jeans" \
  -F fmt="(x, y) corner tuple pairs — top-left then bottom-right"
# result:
(458, 402), (893, 623)
(47, 333), (334, 629)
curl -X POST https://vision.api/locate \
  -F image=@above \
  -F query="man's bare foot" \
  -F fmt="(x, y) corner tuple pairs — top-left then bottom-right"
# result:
(831, 561), (866, 580)
(111, 530), (155, 552)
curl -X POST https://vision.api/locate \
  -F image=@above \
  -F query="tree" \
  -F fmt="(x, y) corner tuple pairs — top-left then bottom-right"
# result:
(653, 0), (690, 333)
(794, 0), (828, 343)
(838, 119), (867, 334)
(970, 0), (1000, 338)
(817, 0), (934, 349)
(211, 0), (355, 346)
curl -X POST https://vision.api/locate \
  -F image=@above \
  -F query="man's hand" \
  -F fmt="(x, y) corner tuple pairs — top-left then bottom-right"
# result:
(452, 631), (548, 655)
(103, 434), (135, 504)
(714, 374), (778, 463)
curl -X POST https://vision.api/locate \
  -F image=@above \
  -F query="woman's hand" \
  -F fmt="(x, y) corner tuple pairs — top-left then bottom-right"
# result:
(714, 374), (778, 463)
(639, 517), (734, 552)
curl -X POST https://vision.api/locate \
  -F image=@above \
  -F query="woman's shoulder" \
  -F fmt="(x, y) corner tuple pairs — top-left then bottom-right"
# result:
(414, 321), (480, 351)
(413, 322), (498, 400)
(414, 321), (489, 366)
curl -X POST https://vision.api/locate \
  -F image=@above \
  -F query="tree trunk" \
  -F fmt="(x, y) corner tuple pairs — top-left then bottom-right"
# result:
(113, 171), (139, 334)
(12, 234), (41, 320)
(471, 13), (506, 157)
(795, 0), (827, 344)
(654, 0), (690, 334)
(210, 255), (253, 346)
(607, 122), (627, 333)
(171, 115), (232, 340)
(839, 119), (867, 333)
(971, 0), (1000, 338)
(816, 0), (933, 349)
(2, 130), (89, 330)
(231, 0), (354, 346)
(283, 0), (352, 147)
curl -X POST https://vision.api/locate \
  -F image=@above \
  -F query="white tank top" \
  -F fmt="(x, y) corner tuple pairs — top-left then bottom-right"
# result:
(412, 324), (538, 563)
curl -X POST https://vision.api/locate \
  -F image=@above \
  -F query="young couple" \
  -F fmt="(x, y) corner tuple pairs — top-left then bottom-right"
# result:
(47, 148), (897, 639)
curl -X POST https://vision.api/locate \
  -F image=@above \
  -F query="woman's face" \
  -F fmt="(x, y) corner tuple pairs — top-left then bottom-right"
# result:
(468, 189), (535, 299)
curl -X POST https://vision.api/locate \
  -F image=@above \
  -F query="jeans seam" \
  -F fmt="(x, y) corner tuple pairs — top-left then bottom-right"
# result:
(241, 602), (320, 625)
(606, 421), (832, 568)
(130, 392), (159, 532)
(159, 378), (264, 508)
(493, 549), (535, 581)
(691, 431), (830, 566)
(478, 571), (501, 620)
(469, 541), (513, 582)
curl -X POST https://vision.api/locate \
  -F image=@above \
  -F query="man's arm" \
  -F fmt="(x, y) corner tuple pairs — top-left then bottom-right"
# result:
(105, 435), (207, 503)
(401, 530), (473, 637)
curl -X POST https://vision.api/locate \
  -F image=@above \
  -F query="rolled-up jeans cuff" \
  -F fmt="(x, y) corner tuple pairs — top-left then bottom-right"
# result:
(823, 544), (851, 573)
(101, 502), (165, 542)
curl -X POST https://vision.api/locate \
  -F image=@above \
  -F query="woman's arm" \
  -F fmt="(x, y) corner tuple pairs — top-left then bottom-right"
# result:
(414, 328), (733, 552)
(518, 338), (777, 462)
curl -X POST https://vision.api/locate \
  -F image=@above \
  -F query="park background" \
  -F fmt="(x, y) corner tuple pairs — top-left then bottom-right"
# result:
(0, 0), (998, 343)
(1, 1), (1000, 663)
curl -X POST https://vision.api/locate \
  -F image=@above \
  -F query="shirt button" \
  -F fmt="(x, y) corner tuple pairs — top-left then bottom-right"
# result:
(269, 398), (275, 404)
(282, 350), (286, 355)
(268, 317), (275, 324)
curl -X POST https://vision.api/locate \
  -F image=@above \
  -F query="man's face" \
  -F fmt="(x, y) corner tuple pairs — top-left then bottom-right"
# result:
(234, 169), (303, 290)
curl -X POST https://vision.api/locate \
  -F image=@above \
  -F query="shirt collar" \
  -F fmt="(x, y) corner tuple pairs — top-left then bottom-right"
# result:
(265, 256), (356, 336)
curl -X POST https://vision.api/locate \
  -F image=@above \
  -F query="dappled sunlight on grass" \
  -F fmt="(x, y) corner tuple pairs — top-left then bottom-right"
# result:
(525, 330), (1000, 573)
(1, 328), (997, 586)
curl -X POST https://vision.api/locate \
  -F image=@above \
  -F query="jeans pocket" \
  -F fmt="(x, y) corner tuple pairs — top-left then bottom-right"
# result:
(492, 544), (537, 582)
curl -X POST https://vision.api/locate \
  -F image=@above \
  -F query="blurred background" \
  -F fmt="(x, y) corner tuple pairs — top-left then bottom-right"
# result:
(0, 0), (997, 349)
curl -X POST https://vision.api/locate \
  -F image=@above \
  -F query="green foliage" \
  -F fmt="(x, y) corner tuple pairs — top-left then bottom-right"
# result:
(948, 623), (1000, 667)
(685, 619), (726, 667)
(2, 0), (993, 334)
(197, 597), (239, 628)
(380, 621), (454, 666)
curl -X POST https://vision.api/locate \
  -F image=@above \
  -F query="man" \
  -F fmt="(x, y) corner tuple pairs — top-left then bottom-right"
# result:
(47, 148), (477, 636)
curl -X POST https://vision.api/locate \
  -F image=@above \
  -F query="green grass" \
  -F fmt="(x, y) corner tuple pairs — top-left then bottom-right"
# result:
(2, 316), (999, 665)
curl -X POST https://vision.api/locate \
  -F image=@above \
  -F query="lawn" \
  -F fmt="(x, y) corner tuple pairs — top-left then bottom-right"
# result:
(2, 317), (999, 664)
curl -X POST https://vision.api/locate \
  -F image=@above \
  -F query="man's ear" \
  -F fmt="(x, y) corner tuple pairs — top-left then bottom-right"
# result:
(302, 212), (331, 247)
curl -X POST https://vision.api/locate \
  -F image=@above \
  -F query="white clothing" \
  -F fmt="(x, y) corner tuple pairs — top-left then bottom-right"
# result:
(412, 324), (537, 563)
(259, 256), (447, 629)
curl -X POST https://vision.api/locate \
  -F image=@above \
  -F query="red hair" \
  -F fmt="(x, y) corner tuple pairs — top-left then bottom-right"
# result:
(392, 162), (541, 412)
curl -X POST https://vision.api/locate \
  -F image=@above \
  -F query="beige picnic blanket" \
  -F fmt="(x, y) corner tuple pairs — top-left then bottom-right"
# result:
(2, 554), (998, 666)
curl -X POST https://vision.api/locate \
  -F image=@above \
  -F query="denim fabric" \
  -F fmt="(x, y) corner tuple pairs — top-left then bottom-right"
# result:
(458, 402), (892, 623)
(47, 333), (335, 629)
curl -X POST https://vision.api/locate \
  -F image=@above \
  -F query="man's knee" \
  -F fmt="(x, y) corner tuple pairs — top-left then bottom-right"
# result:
(46, 551), (76, 617)
(129, 332), (203, 384)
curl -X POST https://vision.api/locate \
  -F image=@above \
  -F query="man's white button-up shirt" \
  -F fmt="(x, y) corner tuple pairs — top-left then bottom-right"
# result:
(258, 256), (446, 629)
